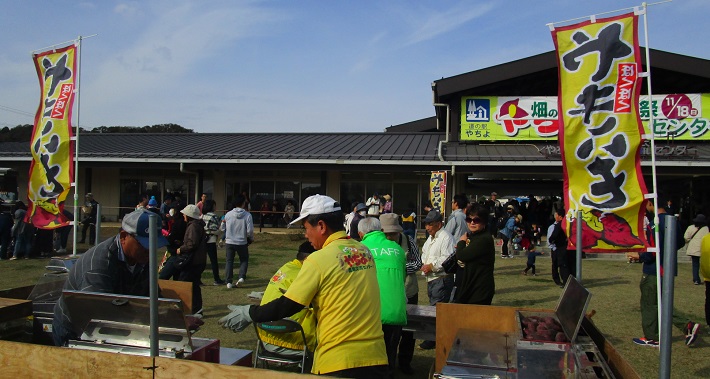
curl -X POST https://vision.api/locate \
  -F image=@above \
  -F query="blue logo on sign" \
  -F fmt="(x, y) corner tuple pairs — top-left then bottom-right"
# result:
(466, 99), (490, 122)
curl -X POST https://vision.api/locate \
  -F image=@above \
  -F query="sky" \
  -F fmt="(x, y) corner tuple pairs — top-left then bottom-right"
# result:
(1, 0), (709, 133)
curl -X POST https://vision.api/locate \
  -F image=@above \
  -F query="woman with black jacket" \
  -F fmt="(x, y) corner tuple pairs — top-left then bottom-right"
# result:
(176, 204), (207, 315)
(453, 203), (496, 305)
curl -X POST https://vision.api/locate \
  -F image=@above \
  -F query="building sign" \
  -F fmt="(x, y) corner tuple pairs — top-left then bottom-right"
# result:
(26, 44), (77, 229)
(461, 93), (710, 141)
(552, 12), (648, 253)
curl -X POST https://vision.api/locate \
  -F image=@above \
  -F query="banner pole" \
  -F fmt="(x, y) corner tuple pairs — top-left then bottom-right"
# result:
(72, 36), (83, 256)
(575, 210), (583, 283)
(638, 2), (663, 345)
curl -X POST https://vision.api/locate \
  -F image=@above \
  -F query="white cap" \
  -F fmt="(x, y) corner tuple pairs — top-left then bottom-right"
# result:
(289, 195), (341, 226)
(180, 204), (202, 220)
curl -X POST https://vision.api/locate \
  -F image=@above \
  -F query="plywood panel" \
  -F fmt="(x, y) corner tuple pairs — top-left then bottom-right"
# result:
(0, 340), (315, 378)
(159, 279), (193, 314)
(435, 303), (518, 372)
(0, 340), (153, 378)
(154, 357), (310, 379)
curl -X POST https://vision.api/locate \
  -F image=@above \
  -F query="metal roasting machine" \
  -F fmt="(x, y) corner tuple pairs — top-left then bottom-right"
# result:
(63, 290), (200, 358)
(434, 277), (616, 379)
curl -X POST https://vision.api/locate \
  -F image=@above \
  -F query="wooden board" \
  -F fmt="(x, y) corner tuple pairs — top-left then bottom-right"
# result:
(158, 279), (193, 314)
(0, 340), (153, 378)
(0, 297), (32, 323)
(0, 340), (313, 378)
(154, 356), (309, 378)
(435, 303), (519, 371)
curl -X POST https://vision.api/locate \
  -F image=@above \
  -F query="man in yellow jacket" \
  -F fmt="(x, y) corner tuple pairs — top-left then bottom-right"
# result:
(258, 241), (317, 361)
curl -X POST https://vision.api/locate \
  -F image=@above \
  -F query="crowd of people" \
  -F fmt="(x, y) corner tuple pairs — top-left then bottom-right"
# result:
(215, 192), (580, 377)
(36, 189), (710, 377)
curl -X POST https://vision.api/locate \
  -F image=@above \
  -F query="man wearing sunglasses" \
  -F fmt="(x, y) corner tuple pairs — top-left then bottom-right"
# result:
(52, 208), (169, 346)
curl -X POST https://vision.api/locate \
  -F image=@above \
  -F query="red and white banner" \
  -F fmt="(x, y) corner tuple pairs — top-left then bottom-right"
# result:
(26, 44), (77, 229)
(552, 12), (649, 252)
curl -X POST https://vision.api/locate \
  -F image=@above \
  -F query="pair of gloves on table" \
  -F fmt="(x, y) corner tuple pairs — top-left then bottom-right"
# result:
(218, 305), (253, 332)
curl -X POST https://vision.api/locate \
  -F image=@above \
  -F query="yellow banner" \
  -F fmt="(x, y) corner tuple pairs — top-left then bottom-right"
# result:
(553, 12), (648, 253)
(429, 171), (447, 218)
(461, 93), (710, 141)
(27, 44), (76, 229)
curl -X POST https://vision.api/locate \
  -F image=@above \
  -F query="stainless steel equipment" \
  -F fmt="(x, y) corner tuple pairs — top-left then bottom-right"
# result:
(404, 304), (436, 341)
(63, 290), (193, 358)
(439, 277), (614, 379)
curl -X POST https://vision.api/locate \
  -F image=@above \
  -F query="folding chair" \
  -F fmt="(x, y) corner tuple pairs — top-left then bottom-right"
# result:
(253, 318), (310, 373)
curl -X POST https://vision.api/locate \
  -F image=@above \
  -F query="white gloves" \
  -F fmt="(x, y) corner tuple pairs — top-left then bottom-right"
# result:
(218, 305), (253, 332)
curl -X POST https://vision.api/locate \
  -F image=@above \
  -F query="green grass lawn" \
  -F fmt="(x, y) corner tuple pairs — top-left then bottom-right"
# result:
(1, 231), (708, 378)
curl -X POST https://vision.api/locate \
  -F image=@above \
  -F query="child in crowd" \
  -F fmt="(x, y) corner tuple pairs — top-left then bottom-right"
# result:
(522, 244), (543, 276)
(530, 223), (541, 246)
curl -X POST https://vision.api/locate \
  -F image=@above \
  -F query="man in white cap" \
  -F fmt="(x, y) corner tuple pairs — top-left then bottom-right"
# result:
(219, 194), (388, 377)
(52, 208), (169, 346)
(418, 210), (454, 350)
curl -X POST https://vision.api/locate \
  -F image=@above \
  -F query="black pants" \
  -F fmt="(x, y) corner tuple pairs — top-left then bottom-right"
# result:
(501, 235), (510, 256)
(397, 293), (418, 367)
(326, 365), (389, 378)
(81, 217), (96, 243)
(159, 254), (178, 280)
(705, 281), (710, 327)
(551, 249), (561, 285)
(382, 324), (402, 377)
(177, 263), (206, 314)
(206, 242), (222, 282)
(524, 263), (536, 275)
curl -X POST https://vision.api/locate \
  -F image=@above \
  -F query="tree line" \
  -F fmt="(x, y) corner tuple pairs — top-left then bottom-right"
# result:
(0, 123), (194, 142)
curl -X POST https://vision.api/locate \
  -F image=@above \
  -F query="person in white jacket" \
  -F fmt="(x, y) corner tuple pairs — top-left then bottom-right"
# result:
(418, 210), (454, 350)
(220, 194), (254, 288)
(685, 214), (709, 285)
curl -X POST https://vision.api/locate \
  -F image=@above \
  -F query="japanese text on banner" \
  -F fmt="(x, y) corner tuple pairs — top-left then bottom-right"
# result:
(429, 171), (447, 218)
(552, 12), (648, 253)
(27, 44), (77, 229)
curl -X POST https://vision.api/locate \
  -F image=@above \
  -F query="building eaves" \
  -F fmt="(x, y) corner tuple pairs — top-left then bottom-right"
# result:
(433, 49), (710, 99)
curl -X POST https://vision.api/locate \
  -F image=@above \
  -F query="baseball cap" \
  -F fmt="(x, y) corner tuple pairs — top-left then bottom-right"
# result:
(355, 203), (368, 212)
(422, 210), (443, 223)
(289, 194), (342, 226)
(380, 213), (403, 233)
(122, 209), (169, 249)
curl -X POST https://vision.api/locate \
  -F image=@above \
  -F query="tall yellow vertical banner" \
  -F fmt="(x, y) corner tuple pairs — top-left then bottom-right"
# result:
(27, 44), (77, 229)
(552, 13), (648, 252)
(429, 171), (447, 218)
